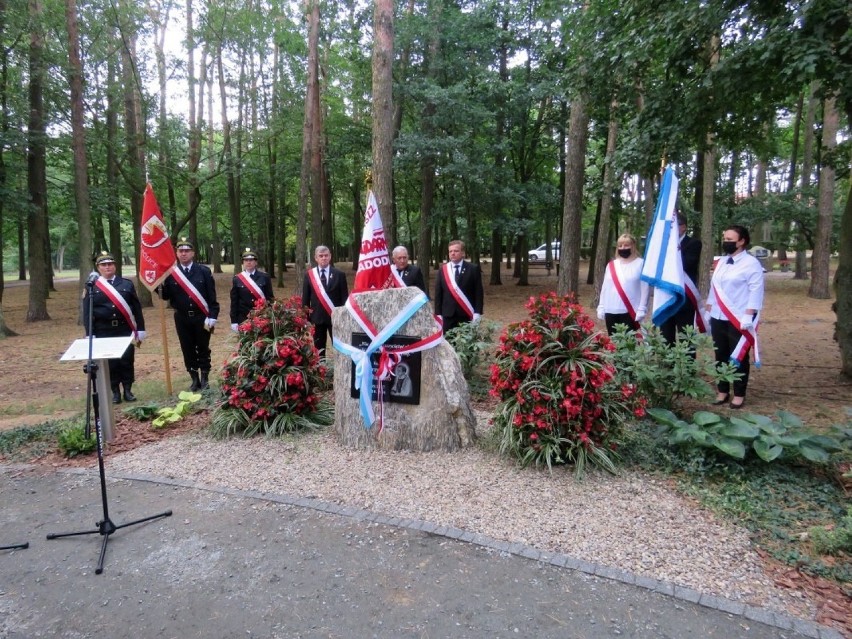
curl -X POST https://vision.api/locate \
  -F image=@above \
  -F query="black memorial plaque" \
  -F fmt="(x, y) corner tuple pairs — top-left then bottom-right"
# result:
(349, 332), (422, 404)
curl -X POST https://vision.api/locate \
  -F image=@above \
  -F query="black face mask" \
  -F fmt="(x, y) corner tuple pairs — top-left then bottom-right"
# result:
(722, 241), (738, 255)
(617, 248), (632, 258)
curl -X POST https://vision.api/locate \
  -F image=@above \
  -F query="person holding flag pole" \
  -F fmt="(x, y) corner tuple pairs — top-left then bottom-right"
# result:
(138, 182), (177, 396)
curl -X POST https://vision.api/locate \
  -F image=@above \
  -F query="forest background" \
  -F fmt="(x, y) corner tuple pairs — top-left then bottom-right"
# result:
(0, 0), (850, 376)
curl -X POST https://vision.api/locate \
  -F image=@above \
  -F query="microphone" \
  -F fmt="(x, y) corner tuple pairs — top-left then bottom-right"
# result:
(86, 271), (99, 285)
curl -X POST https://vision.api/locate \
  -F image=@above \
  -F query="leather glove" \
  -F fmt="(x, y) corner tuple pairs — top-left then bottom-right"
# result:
(472, 313), (481, 323)
(597, 309), (605, 321)
(231, 323), (239, 332)
(136, 330), (147, 341)
(739, 314), (754, 330)
(204, 317), (217, 329)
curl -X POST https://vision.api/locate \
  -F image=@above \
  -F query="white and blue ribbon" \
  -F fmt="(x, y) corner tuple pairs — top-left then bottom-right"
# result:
(641, 167), (686, 326)
(333, 291), (430, 428)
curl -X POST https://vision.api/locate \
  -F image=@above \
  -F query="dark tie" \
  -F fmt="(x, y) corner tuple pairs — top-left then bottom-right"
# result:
(727, 257), (734, 265)
(320, 269), (327, 286)
(184, 266), (191, 276)
(454, 265), (460, 281)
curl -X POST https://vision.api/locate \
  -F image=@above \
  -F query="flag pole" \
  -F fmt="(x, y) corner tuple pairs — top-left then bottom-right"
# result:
(159, 296), (173, 395)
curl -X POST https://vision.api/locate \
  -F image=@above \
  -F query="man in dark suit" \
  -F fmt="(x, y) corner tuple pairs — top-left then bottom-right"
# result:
(661, 212), (703, 345)
(302, 245), (349, 354)
(160, 238), (219, 390)
(230, 247), (274, 329)
(391, 245), (427, 294)
(83, 251), (146, 404)
(433, 239), (484, 333)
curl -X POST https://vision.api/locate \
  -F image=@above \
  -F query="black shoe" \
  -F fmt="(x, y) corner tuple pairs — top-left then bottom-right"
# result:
(112, 389), (122, 404)
(123, 385), (137, 402)
(712, 394), (730, 406)
(189, 370), (201, 392)
(199, 370), (210, 390)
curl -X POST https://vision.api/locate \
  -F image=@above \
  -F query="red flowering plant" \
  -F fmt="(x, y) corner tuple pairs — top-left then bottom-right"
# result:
(489, 292), (647, 475)
(210, 296), (332, 438)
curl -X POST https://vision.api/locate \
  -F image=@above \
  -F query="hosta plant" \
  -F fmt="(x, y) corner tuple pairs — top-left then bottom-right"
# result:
(489, 292), (647, 475)
(210, 296), (333, 438)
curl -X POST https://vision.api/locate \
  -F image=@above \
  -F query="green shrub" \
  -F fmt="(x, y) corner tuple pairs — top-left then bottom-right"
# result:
(152, 391), (203, 428)
(444, 319), (496, 395)
(810, 507), (852, 556)
(647, 408), (847, 463)
(610, 324), (740, 409)
(57, 422), (97, 457)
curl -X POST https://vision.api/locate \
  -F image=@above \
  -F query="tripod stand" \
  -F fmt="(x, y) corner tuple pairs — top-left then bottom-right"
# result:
(0, 542), (28, 551)
(47, 277), (172, 574)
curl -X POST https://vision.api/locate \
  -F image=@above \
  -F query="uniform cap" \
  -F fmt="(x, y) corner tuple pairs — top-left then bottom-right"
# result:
(95, 251), (116, 265)
(241, 248), (258, 260)
(176, 237), (194, 250)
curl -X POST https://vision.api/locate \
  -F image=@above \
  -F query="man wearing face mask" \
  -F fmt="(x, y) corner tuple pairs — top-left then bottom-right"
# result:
(705, 225), (764, 409)
(660, 212), (703, 345)
(597, 234), (649, 335)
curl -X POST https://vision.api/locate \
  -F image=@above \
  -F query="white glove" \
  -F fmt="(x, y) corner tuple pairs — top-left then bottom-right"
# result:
(597, 309), (605, 321)
(231, 323), (239, 332)
(473, 313), (481, 323)
(739, 314), (754, 330)
(204, 317), (217, 329)
(136, 330), (147, 341)
(634, 311), (645, 323)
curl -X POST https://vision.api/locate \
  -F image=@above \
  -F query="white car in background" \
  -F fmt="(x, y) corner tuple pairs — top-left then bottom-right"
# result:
(529, 242), (560, 262)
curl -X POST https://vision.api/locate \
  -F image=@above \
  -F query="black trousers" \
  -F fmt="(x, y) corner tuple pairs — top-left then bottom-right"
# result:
(604, 313), (636, 336)
(174, 312), (212, 372)
(441, 315), (470, 334)
(93, 323), (136, 387)
(312, 322), (332, 355)
(710, 317), (750, 397)
(660, 303), (696, 345)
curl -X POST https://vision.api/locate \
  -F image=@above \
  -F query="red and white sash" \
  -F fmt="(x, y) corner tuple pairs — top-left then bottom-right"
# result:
(391, 267), (406, 288)
(443, 262), (474, 320)
(95, 277), (139, 340)
(608, 261), (639, 329)
(711, 282), (761, 367)
(172, 265), (210, 316)
(236, 271), (266, 303)
(307, 267), (336, 316)
(684, 276), (709, 333)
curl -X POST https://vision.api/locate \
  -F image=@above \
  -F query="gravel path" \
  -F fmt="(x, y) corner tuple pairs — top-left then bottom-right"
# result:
(108, 415), (815, 622)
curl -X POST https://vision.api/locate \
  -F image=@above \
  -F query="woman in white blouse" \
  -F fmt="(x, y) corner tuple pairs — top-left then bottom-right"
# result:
(597, 233), (649, 336)
(705, 225), (765, 409)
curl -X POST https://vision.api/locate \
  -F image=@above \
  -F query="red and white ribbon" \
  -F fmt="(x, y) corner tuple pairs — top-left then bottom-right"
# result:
(95, 277), (139, 340)
(443, 262), (474, 320)
(236, 271), (266, 302)
(307, 267), (336, 316)
(711, 282), (761, 368)
(172, 265), (210, 317)
(684, 276), (709, 333)
(608, 261), (640, 331)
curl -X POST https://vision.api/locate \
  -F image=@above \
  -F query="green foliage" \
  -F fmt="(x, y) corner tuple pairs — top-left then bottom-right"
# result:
(489, 293), (646, 475)
(0, 420), (65, 461)
(610, 324), (740, 410)
(123, 403), (162, 421)
(647, 408), (848, 464)
(57, 422), (97, 458)
(152, 392), (203, 429)
(810, 507), (852, 557)
(444, 320), (497, 396)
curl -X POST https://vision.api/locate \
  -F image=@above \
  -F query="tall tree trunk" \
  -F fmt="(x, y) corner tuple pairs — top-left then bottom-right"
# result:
(206, 68), (221, 271)
(306, 0), (322, 252)
(795, 83), (819, 280)
(778, 91), (804, 262)
(698, 135), (716, 295)
(809, 95), (837, 300)
(26, 0), (50, 321)
(836, 178), (852, 377)
(372, 0), (394, 248)
(151, 0), (177, 229)
(557, 94), (590, 297)
(65, 0), (93, 307)
(106, 50), (121, 265)
(217, 46), (240, 264)
(591, 101), (619, 306)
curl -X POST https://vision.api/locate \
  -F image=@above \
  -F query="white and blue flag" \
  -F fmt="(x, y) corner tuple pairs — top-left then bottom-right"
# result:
(641, 167), (685, 326)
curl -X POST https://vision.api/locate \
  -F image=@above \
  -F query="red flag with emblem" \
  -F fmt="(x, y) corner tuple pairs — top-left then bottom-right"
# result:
(138, 183), (176, 291)
(353, 190), (396, 292)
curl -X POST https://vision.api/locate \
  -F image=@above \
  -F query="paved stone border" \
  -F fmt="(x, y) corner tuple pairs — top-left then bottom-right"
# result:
(55, 466), (846, 639)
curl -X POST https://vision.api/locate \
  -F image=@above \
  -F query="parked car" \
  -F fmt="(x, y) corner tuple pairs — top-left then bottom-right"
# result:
(529, 242), (560, 262)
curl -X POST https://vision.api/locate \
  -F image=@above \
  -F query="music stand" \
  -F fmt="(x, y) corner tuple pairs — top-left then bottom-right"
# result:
(47, 283), (172, 574)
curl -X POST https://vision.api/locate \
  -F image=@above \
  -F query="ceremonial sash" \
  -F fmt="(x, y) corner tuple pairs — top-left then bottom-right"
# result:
(391, 267), (406, 288)
(95, 277), (139, 340)
(236, 271), (266, 302)
(333, 291), (443, 430)
(307, 267), (336, 316)
(683, 276), (709, 333)
(608, 261), (640, 330)
(711, 282), (761, 368)
(172, 265), (210, 316)
(443, 262), (474, 319)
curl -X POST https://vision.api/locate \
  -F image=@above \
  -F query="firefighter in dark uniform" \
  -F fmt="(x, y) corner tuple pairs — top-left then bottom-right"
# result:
(160, 238), (219, 391)
(83, 252), (146, 404)
(229, 248), (274, 330)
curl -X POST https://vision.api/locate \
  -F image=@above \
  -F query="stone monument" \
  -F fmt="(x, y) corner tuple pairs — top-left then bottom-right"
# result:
(332, 286), (476, 451)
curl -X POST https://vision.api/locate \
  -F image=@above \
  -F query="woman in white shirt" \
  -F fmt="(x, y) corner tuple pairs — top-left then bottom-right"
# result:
(597, 234), (649, 335)
(705, 225), (765, 409)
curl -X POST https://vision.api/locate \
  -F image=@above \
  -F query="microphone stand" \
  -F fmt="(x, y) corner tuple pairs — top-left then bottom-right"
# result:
(46, 276), (172, 574)
(0, 542), (28, 551)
